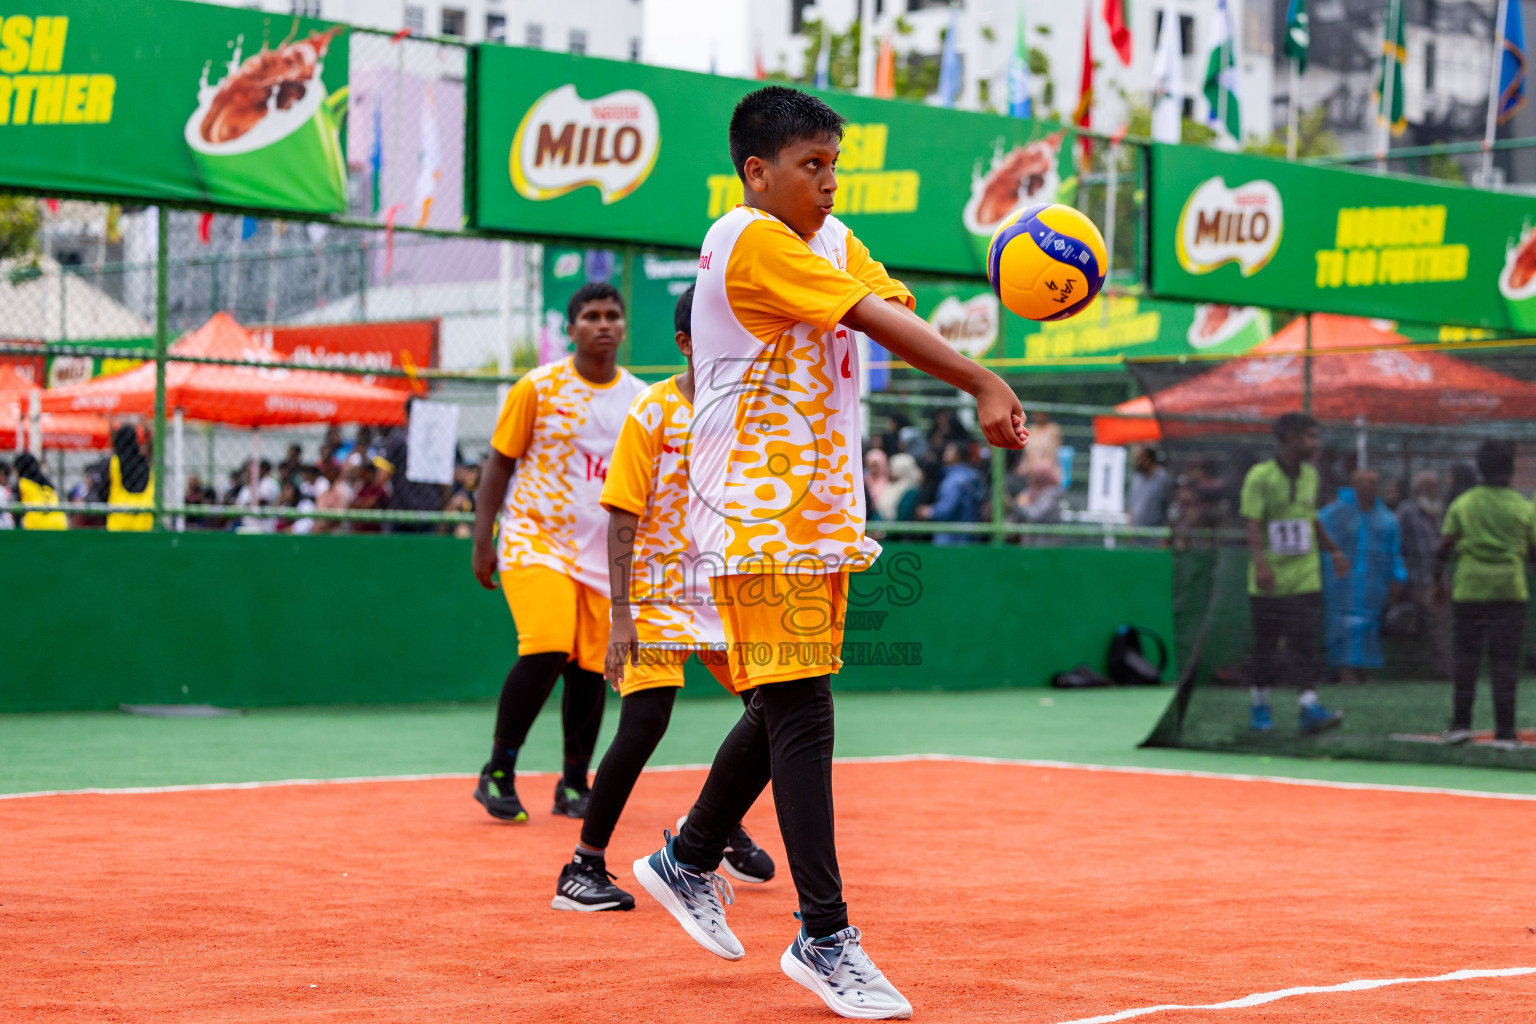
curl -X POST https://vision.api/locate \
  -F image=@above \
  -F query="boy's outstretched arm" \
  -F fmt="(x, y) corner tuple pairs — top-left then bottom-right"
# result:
(841, 294), (1028, 450)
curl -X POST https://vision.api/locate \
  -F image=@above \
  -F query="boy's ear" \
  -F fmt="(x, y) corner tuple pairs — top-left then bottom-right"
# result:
(742, 155), (770, 194)
(674, 331), (693, 359)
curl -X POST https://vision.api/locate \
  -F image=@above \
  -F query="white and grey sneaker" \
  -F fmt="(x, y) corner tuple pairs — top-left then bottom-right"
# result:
(633, 830), (744, 960)
(780, 922), (912, 1019)
(1492, 736), (1525, 751)
(1441, 728), (1475, 745)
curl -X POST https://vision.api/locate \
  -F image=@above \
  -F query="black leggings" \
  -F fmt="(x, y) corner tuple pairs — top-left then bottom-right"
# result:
(676, 675), (846, 938)
(581, 688), (758, 850)
(492, 652), (607, 770)
(1249, 593), (1322, 690)
(1451, 601), (1525, 738)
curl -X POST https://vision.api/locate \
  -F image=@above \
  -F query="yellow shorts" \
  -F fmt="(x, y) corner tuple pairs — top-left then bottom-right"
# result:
(710, 571), (849, 691)
(618, 640), (734, 698)
(500, 565), (610, 674)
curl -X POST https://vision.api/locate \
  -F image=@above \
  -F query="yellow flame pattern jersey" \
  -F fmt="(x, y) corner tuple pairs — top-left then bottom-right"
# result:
(491, 357), (648, 593)
(689, 207), (913, 576)
(600, 376), (724, 647)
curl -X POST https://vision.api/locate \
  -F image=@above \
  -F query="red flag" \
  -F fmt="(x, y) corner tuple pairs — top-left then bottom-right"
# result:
(1074, 11), (1095, 161)
(754, 44), (766, 80)
(43, 198), (59, 214)
(1104, 0), (1132, 65)
(391, 27), (411, 42)
(383, 204), (404, 274)
(198, 212), (214, 245)
(874, 38), (896, 99)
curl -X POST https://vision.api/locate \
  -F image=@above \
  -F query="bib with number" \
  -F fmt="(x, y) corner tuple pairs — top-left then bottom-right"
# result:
(1268, 518), (1312, 556)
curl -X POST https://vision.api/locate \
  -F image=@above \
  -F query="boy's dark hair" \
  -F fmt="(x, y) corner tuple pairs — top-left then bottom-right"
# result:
(567, 281), (624, 324)
(1476, 438), (1516, 484)
(729, 86), (846, 181)
(673, 284), (695, 337)
(1275, 412), (1318, 442)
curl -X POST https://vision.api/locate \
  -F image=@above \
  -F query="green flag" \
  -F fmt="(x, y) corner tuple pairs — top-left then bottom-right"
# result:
(1375, 0), (1407, 134)
(1202, 0), (1240, 139)
(1284, 0), (1309, 74)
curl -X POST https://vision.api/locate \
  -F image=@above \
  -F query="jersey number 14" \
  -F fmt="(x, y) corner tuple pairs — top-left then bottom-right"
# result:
(584, 453), (608, 482)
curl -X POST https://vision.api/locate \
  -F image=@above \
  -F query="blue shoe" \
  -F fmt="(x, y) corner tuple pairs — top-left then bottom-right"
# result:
(633, 830), (743, 960)
(780, 919), (912, 1019)
(1249, 704), (1274, 733)
(1299, 702), (1344, 736)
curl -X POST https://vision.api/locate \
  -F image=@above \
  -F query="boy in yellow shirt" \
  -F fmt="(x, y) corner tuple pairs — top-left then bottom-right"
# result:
(470, 282), (648, 822)
(551, 285), (776, 911)
(632, 87), (1027, 1020)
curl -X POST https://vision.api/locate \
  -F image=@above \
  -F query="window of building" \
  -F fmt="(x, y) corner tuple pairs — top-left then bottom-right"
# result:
(791, 0), (815, 34)
(629, 37), (641, 61)
(1424, 40), (1436, 92)
(526, 22), (543, 48)
(441, 7), (466, 37)
(290, 0), (322, 17)
(569, 28), (587, 55)
(486, 13), (507, 43)
(1153, 12), (1198, 57)
(404, 5), (425, 35)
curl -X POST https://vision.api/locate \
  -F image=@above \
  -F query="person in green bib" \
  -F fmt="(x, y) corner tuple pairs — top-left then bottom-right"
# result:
(1433, 439), (1535, 749)
(1240, 413), (1350, 735)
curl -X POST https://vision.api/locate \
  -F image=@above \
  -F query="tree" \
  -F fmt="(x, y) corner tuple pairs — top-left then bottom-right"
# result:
(0, 195), (41, 262)
(1123, 102), (1218, 147)
(1242, 107), (1340, 160)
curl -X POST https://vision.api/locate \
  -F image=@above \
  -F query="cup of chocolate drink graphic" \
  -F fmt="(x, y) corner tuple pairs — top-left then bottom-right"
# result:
(1499, 226), (1536, 330)
(184, 28), (348, 212)
(961, 133), (1066, 267)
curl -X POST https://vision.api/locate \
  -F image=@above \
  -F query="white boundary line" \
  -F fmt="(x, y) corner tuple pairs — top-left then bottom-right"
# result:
(1052, 966), (1536, 1024)
(3, 752), (1536, 802)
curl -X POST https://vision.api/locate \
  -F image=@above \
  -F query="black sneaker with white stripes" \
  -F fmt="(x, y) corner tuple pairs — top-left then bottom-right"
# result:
(551, 853), (635, 912)
(675, 814), (775, 884)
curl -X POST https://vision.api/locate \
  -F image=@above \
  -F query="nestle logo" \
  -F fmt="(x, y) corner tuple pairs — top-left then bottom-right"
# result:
(591, 104), (641, 121)
(699, 252), (712, 270)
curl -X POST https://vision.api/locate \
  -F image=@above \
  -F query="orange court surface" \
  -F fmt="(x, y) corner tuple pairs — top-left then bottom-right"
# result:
(6, 756), (1534, 1023)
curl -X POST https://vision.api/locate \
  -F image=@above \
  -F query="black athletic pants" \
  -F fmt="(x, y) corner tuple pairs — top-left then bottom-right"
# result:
(1249, 593), (1323, 690)
(1451, 601), (1525, 738)
(492, 652), (606, 772)
(675, 675), (846, 939)
(580, 688), (757, 850)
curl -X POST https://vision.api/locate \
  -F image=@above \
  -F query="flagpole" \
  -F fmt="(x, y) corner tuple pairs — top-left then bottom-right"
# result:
(1482, 0), (1512, 187)
(1376, 0), (1399, 172)
(1287, 57), (1301, 160)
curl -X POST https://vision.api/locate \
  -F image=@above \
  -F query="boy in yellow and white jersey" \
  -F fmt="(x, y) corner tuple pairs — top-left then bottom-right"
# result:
(632, 87), (1028, 1020)
(550, 285), (776, 912)
(470, 281), (648, 823)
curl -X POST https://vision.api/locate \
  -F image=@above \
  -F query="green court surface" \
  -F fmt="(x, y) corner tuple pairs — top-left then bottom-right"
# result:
(5, 687), (1536, 797)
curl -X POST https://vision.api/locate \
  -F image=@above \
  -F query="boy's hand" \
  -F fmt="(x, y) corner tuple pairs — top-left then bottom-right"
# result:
(976, 378), (1028, 450)
(1330, 550), (1350, 578)
(605, 612), (639, 692)
(1253, 555), (1276, 593)
(471, 540), (498, 590)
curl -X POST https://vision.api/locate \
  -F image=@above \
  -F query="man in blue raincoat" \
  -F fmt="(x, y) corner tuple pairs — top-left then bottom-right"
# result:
(1319, 469), (1407, 680)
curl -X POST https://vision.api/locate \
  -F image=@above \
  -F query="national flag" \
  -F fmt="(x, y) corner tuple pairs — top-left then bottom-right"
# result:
(240, 216), (258, 241)
(413, 84), (442, 227)
(1497, 0), (1528, 124)
(755, 42), (767, 80)
(1374, 0), (1406, 135)
(1007, 8), (1034, 118)
(1151, 0), (1184, 143)
(937, 10), (962, 106)
(1074, 8), (1094, 131)
(1203, 0), (1240, 139)
(814, 26), (831, 89)
(1284, 0), (1309, 74)
(874, 37), (896, 99)
(198, 212), (213, 246)
(1104, 0), (1132, 65)
(369, 102), (383, 216)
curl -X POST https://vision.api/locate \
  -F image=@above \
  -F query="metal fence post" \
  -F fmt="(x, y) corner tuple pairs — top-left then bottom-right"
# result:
(990, 443), (1006, 546)
(152, 206), (169, 531)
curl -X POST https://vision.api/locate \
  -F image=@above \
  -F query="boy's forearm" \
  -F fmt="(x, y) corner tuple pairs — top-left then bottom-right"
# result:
(841, 294), (994, 396)
(472, 451), (515, 546)
(607, 509), (640, 610)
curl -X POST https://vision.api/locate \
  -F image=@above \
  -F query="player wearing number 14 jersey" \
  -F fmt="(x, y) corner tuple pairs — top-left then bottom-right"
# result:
(470, 282), (648, 822)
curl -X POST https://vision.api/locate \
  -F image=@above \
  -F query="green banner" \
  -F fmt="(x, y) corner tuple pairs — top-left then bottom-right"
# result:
(539, 246), (697, 376)
(472, 46), (1078, 277)
(1149, 145), (1536, 331)
(0, 3), (349, 214)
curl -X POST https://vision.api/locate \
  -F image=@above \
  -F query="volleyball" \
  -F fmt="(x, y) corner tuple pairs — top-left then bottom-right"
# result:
(986, 203), (1108, 321)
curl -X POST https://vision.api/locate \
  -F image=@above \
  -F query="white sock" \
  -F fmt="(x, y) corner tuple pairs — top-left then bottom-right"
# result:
(1250, 686), (1271, 707)
(1299, 689), (1319, 707)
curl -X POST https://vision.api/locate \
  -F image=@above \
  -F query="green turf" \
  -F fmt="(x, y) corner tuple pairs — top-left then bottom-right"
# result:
(4, 687), (1536, 797)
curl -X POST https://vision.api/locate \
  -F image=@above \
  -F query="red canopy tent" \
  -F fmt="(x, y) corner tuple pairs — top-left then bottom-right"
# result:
(1094, 314), (1536, 445)
(0, 362), (111, 450)
(41, 313), (408, 427)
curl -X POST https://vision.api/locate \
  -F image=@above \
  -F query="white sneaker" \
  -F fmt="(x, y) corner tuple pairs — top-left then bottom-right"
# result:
(1492, 736), (1525, 751)
(632, 831), (744, 961)
(780, 923), (912, 1019)
(1441, 728), (1475, 745)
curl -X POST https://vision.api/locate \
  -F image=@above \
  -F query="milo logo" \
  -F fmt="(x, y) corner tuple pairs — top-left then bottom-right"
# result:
(510, 83), (659, 204)
(1175, 176), (1283, 277)
(928, 293), (999, 358)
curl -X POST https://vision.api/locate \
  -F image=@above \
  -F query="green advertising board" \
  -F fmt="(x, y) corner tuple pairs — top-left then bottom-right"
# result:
(1150, 145), (1536, 331)
(472, 46), (1079, 278)
(539, 246), (697, 376)
(0, 3), (349, 215)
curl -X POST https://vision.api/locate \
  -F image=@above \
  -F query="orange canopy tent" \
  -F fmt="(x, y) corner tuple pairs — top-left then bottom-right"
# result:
(0, 362), (112, 450)
(41, 313), (408, 427)
(1094, 314), (1536, 445)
